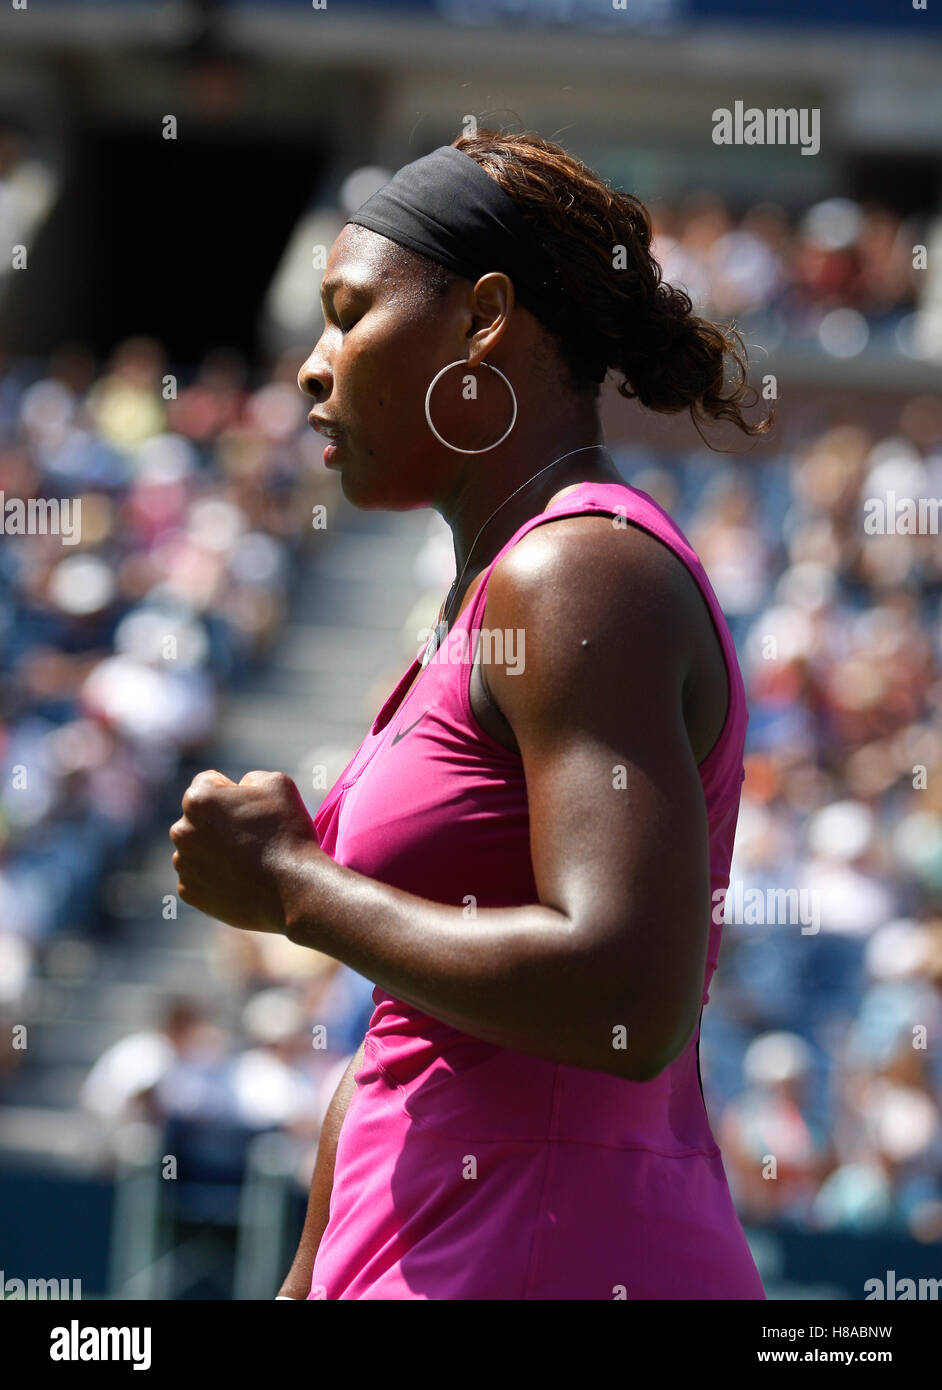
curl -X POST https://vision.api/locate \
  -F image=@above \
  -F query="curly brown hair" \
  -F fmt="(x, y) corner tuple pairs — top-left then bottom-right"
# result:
(448, 128), (772, 443)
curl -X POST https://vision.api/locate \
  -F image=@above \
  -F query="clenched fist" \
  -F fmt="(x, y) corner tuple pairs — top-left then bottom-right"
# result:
(169, 769), (322, 933)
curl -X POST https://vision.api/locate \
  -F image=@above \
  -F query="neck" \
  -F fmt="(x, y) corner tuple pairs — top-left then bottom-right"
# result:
(435, 401), (620, 584)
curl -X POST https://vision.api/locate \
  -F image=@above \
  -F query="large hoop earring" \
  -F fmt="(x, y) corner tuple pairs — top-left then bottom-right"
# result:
(424, 360), (517, 454)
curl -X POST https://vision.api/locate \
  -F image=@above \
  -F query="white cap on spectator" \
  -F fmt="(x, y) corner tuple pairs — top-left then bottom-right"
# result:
(743, 1031), (814, 1086)
(865, 919), (930, 980)
(865, 1080), (939, 1162)
(806, 800), (874, 861)
(241, 988), (306, 1045)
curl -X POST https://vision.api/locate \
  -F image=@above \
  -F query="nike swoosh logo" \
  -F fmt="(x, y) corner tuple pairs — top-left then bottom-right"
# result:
(391, 711), (427, 744)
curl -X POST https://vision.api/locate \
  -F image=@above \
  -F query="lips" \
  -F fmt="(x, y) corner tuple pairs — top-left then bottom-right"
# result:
(308, 412), (344, 441)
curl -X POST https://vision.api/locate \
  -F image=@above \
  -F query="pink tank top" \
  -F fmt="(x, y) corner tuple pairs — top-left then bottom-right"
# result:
(309, 480), (765, 1300)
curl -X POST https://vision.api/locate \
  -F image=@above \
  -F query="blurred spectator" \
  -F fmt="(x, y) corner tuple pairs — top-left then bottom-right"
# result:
(80, 997), (220, 1129)
(719, 1031), (833, 1225)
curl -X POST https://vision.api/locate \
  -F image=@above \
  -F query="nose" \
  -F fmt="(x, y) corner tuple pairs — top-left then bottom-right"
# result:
(297, 345), (331, 401)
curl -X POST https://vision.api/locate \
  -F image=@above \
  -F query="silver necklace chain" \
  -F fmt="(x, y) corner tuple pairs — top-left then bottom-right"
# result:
(421, 442), (613, 667)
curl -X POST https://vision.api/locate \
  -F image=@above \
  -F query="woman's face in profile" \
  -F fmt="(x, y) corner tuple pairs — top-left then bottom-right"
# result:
(298, 224), (463, 510)
(299, 224), (526, 510)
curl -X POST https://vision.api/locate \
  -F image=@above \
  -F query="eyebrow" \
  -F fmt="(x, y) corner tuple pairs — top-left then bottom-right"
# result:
(320, 272), (369, 304)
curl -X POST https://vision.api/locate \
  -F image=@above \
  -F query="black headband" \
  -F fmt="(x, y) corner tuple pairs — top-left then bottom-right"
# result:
(345, 144), (605, 380)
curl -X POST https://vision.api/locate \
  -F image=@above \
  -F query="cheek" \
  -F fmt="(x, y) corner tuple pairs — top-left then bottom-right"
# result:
(348, 322), (444, 433)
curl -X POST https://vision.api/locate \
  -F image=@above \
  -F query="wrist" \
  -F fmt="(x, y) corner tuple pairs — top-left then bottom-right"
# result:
(274, 838), (326, 947)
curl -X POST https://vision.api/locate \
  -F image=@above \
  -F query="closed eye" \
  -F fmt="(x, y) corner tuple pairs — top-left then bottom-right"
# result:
(320, 270), (371, 334)
(323, 295), (364, 336)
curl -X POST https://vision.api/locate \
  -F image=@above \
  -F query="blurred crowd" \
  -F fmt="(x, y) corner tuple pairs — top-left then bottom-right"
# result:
(607, 401), (942, 1244)
(651, 193), (939, 360)
(0, 335), (331, 1020)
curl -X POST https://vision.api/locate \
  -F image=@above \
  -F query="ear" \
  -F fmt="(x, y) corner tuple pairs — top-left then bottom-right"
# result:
(466, 272), (514, 360)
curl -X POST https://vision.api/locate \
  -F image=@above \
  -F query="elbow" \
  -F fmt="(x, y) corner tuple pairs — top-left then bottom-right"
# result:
(608, 1011), (701, 1084)
(612, 1049), (673, 1084)
(568, 926), (703, 1082)
(619, 1050), (678, 1084)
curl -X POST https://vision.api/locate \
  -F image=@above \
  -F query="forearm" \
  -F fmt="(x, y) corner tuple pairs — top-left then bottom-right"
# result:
(279, 850), (626, 1073)
(277, 1042), (363, 1299)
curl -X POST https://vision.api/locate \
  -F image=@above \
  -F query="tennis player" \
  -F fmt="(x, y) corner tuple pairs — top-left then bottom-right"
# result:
(170, 131), (771, 1299)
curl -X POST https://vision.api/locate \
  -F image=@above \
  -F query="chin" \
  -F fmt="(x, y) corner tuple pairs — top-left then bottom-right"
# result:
(340, 462), (421, 513)
(338, 464), (387, 511)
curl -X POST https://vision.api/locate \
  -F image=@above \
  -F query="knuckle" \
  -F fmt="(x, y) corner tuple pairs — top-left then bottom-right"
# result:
(181, 787), (205, 816)
(241, 769), (282, 791)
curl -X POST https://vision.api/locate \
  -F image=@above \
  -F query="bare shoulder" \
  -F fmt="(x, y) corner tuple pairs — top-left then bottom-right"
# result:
(480, 509), (729, 764)
(484, 511), (705, 659)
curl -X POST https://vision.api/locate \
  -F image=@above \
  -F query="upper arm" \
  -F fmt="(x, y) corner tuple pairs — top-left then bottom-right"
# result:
(482, 515), (712, 1081)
